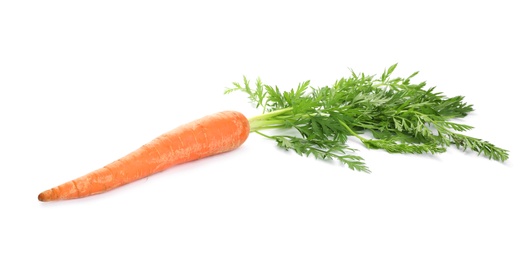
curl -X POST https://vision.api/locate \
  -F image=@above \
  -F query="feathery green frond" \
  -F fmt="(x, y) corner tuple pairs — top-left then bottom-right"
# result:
(226, 64), (509, 171)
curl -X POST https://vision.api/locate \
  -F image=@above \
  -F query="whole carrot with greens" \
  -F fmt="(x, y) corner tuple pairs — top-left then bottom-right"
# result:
(38, 64), (509, 202)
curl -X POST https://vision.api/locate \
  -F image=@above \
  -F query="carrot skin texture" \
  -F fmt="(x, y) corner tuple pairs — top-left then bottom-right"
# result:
(38, 111), (250, 202)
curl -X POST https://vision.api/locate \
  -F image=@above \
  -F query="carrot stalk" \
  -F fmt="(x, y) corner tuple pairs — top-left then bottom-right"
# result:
(38, 111), (250, 202)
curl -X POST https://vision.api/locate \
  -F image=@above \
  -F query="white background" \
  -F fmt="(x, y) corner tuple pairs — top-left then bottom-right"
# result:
(1, 1), (530, 259)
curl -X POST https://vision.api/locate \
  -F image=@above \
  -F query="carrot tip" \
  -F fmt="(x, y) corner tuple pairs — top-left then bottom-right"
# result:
(38, 191), (49, 202)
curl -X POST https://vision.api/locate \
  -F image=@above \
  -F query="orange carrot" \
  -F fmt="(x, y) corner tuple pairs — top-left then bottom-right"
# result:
(38, 110), (250, 202)
(39, 65), (510, 202)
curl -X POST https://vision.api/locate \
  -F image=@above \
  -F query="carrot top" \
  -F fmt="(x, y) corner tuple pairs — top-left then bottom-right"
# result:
(226, 64), (509, 172)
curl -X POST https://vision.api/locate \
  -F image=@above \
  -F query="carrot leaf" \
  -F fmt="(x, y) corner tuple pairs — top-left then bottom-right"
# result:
(226, 64), (509, 171)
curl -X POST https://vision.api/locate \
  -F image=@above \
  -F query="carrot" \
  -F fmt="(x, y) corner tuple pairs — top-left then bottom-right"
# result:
(39, 65), (509, 202)
(38, 110), (250, 202)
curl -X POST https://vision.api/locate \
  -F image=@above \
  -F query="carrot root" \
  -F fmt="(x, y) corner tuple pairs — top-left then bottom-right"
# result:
(38, 111), (250, 202)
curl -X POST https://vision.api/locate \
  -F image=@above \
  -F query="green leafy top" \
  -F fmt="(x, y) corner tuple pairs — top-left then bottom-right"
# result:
(225, 64), (509, 172)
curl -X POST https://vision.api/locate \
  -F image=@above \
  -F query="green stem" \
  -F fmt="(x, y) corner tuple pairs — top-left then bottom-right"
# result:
(248, 107), (293, 122)
(250, 120), (287, 131)
(338, 119), (367, 141)
(248, 107), (295, 132)
(254, 130), (274, 139)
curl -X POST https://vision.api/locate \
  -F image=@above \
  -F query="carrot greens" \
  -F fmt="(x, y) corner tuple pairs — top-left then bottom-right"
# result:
(225, 64), (509, 172)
